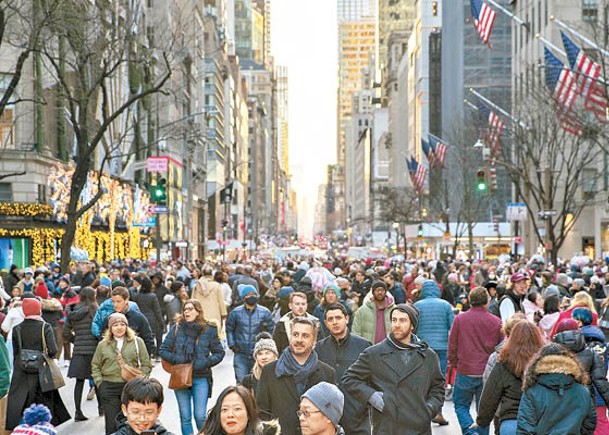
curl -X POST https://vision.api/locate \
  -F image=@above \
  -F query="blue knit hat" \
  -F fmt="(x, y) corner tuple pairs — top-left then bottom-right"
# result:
(99, 276), (112, 287)
(239, 284), (259, 300)
(323, 283), (340, 298)
(301, 382), (344, 427)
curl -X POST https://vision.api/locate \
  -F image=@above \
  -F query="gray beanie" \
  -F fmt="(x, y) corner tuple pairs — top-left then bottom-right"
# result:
(301, 382), (344, 427)
(253, 334), (278, 357)
(390, 303), (419, 333)
(543, 284), (560, 300)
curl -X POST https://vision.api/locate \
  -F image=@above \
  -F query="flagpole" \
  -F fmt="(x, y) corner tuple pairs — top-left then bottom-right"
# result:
(463, 99), (479, 111)
(552, 17), (609, 58)
(469, 88), (528, 129)
(536, 34), (566, 57)
(486, 0), (529, 29)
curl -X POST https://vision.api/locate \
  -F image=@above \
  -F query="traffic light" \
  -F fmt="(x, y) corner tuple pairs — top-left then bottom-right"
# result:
(417, 224), (423, 237)
(476, 169), (487, 191)
(222, 220), (228, 232)
(152, 178), (167, 204)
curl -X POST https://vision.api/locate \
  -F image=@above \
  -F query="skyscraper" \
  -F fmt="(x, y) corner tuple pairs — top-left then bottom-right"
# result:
(337, 0), (376, 21)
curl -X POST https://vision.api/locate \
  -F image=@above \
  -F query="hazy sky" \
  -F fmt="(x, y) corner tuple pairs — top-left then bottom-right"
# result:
(271, 0), (337, 237)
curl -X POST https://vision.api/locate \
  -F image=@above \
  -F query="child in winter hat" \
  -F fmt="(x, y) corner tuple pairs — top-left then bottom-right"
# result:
(12, 404), (57, 435)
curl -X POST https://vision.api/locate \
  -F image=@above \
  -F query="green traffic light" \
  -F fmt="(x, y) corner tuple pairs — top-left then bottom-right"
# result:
(478, 182), (487, 191)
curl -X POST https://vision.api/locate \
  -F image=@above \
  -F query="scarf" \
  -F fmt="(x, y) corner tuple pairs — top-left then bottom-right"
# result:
(178, 321), (202, 361)
(25, 315), (45, 322)
(275, 347), (319, 395)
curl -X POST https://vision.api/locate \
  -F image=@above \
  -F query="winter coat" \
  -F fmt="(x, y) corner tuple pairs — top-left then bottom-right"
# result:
(315, 332), (372, 435)
(132, 292), (164, 332)
(164, 293), (183, 324)
(581, 324), (609, 406)
(550, 304), (599, 337)
(351, 293), (394, 344)
(226, 304), (275, 357)
(313, 301), (353, 339)
(414, 283), (454, 350)
(538, 311), (560, 341)
(0, 335), (9, 397)
(41, 298), (63, 328)
(342, 334), (445, 435)
(1, 305), (24, 339)
(112, 415), (174, 434)
(517, 353), (597, 434)
(192, 276), (227, 334)
(389, 283), (406, 304)
(553, 329), (609, 406)
(100, 307), (155, 355)
(273, 311), (319, 355)
(91, 335), (152, 386)
(159, 321), (225, 379)
(257, 359), (336, 435)
(448, 306), (503, 376)
(477, 361), (524, 427)
(63, 303), (99, 356)
(91, 298), (140, 338)
(6, 319), (71, 429)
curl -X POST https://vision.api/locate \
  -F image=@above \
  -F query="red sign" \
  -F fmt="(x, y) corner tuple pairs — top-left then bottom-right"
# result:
(146, 156), (169, 172)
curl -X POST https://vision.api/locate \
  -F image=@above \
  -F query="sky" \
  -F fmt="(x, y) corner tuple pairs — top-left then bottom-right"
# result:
(271, 0), (337, 238)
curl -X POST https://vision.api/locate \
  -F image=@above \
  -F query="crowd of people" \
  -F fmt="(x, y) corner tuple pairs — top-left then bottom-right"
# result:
(0, 255), (609, 434)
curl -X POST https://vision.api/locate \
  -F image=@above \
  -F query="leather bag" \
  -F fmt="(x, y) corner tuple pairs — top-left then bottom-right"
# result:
(162, 324), (199, 390)
(16, 324), (45, 374)
(117, 337), (143, 382)
(39, 353), (65, 392)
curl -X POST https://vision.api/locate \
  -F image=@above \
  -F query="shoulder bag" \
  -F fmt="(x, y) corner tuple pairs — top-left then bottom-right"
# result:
(16, 323), (46, 374)
(116, 337), (143, 382)
(163, 324), (198, 390)
(39, 324), (65, 392)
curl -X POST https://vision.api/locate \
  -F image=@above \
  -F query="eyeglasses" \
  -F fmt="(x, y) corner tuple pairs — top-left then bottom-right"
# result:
(127, 410), (158, 420)
(183, 306), (195, 312)
(297, 409), (323, 419)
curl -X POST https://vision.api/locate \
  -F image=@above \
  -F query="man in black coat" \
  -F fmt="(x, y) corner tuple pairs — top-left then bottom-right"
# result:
(315, 303), (371, 435)
(257, 316), (335, 435)
(342, 304), (445, 435)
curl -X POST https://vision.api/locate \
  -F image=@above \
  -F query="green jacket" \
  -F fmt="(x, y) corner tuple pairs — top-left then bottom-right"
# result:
(351, 293), (395, 344)
(0, 336), (9, 397)
(91, 336), (151, 386)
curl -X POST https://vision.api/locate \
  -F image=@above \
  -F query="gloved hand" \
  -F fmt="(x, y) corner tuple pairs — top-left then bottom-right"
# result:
(368, 391), (384, 412)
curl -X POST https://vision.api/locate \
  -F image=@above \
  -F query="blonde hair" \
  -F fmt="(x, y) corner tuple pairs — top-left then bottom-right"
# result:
(103, 324), (136, 343)
(572, 291), (597, 314)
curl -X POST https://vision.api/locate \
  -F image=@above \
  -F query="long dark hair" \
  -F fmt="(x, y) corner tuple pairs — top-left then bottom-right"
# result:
(78, 287), (98, 317)
(201, 385), (259, 435)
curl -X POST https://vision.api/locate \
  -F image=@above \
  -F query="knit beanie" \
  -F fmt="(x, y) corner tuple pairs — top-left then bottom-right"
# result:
(390, 303), (419, 333)
(111, 279), (126, 289)
(301, 382), (344, 427)
(108, 312), (128, 329)
(253, 332), (278, 357)
(12, 404), (57, 435)
(99, 276), (112, 287)
(35, 282), (49, 300)
(555, 318), (579, 333)
(239, 284), (259, 300)
(22, 298), (42, 317)
(371, 281), (387, 292)
(323, 283), (340, 298)
(59, 276), (70, 286)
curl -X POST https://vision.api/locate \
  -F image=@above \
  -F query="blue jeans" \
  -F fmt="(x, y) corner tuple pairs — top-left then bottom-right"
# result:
(434, 349), (448, 376)
(233, 353), (254, 383)
(453, 374), (488, 435)
(174, 377), (209, 435)
(500, 419), (517, 435)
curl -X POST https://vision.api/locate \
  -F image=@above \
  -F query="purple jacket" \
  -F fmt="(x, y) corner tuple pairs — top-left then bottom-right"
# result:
(448, 306), (503, 376)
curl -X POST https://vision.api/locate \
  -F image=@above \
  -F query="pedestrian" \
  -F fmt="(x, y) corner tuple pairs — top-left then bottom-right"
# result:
(112, 377), (175, 435)
(63, 287), (101, 421)
(226, 284), (275, 383)
(313, 284), (352, 339)
(57, 276), (79, 366)
(200, 385), (281, 435)
(0, 333), (10, 434)
(159, 299), (225, 435)
(448, 286), (503, 435)
(475, 321), (544, 435)
(550, 291), (599, 337)
(497, 273), (527, 324)
(537, 295), (561, 341)
(260, 275), (283, 311)
(5, 298), (71, 430)
(414, 279), (454, 426)
(382, 272), (406, 304)
(1, 296), (25, 369)
(516, 343), (597, 434)
(214, 271), (232, 312)
(91, 285), (139, 338)
(274, 292), (317, 354)
(257, 317), (335, 435)
(241, 332), (279, 395)
(91, 312), (152, 434)
(351, 281), (394, 344)
(164, 281), (189, 325)
(192, 266), (227, 335)
(132, 277), (164, 360)
(11, 404), (57, 435)
(298, 382), (345, 435)
(342, 303), (445, 434)
(315, 303), (371, 435)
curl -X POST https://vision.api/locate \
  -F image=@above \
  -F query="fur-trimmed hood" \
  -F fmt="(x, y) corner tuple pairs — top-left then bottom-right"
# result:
(256, 419), (281, 435)
(40, 297), (63, 312)
(523, 354), (588, 392)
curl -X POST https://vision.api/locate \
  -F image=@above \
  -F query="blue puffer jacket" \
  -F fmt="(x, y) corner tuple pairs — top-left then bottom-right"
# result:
(159, 321), (225, 378)
(226, 304), (275, 357)
(414, 280), (454, 350)
(91, 298), (140, 338)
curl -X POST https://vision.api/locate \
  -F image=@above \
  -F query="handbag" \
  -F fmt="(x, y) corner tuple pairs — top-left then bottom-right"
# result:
(116, 337), (143, 382)
(39, 353), (65, 393)
(162, 324), (198, 390)
(16, 323), (45, 374)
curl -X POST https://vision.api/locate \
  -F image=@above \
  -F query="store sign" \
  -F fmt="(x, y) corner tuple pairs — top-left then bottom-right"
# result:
(146, 156), (169, 172)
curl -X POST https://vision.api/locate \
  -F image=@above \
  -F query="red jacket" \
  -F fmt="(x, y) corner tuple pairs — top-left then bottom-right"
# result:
(448, 306), (503, 376)
(550, 304), (598, 338)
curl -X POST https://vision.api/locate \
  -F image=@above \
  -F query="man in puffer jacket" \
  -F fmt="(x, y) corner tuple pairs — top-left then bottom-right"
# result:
(91, 297), (140, 338)
(552, 319), (609, 417)
(414, 279), (454, 426)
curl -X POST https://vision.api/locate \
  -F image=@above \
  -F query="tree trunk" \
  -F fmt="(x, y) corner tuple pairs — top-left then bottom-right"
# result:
(59, 214), (77, 271)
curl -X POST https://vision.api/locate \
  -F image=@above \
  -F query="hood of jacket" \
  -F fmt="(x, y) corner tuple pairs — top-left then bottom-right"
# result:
(421, 280), (441, 299)
(524, 353), (586, 392)
(581, 325), (606, 344)
(41, 297), (63, 312)
(553, 329), (586, 353)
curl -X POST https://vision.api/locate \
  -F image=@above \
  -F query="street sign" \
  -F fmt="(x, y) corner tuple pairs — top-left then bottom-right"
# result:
(506, 203), (527, 221)
(133, 217), (156, 227)
(146, 156), (169, 172)
(148, 205), (169, 213)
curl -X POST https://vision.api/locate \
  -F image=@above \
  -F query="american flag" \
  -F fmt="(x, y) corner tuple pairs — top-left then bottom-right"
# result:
(428, 134), (448, 168)
(421, 137), (435, 167)
(470, 0), (496, 46)
(561, 31), (602, 99)
(407, 156), (427, 193)
(544, 47), (579, 111)
(477, 102), (505, 153)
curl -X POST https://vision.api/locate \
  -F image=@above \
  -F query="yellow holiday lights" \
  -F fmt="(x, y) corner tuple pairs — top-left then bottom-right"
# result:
(0, 203), (53, 217)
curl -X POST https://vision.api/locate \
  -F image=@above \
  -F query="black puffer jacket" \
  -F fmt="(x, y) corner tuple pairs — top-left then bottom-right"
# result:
(553, 329), (609, 405)
(63, 303), (99, 355)
(133, 292), (164, 332)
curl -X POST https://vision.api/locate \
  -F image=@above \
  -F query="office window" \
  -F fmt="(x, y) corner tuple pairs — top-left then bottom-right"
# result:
(583, 0), (599, 22)
(0, 183), (12, 202)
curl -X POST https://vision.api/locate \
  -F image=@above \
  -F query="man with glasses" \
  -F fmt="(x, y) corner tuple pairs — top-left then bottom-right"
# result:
(257, 317), (335, 435)
(299, 382), (346, 435)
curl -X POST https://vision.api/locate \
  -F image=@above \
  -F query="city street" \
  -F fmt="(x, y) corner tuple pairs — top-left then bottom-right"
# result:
(55, 348), (482, 434)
